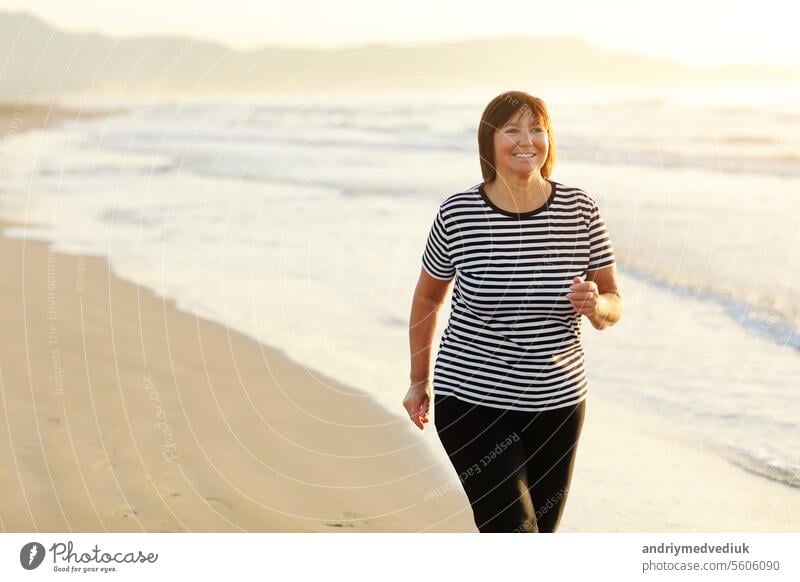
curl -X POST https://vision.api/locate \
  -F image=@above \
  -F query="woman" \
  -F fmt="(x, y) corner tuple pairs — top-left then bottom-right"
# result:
(403, 90), (623, 533)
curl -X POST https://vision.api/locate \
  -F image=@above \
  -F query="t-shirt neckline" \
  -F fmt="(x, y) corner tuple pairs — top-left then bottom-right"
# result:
(478, 179), (558, 219)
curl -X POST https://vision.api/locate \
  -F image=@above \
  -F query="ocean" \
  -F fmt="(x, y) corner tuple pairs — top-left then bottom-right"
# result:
(1, 84), (798, 489)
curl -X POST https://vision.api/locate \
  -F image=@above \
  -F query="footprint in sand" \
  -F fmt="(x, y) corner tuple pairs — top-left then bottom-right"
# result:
(113, 506), (139, 519)
(148, 483), (183, 500)
(156, 489), (183, 504)
(324, 511), (367, 529)
(205, 496), (233, 511)
(131, 475), (184, 501)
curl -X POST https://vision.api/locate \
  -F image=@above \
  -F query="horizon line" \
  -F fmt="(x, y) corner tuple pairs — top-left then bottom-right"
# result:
(2, 10), (799, 71)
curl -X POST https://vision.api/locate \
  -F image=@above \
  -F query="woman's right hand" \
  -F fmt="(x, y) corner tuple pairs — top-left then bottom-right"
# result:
(403, 381), (432, 430)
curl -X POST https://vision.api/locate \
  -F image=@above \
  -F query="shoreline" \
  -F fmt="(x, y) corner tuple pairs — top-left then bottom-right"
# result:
(1, 101), (110, 138)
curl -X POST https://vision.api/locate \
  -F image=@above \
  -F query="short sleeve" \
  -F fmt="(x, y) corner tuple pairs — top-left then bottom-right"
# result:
(587, 199), (616, 271)
(421, 208), (455, 280)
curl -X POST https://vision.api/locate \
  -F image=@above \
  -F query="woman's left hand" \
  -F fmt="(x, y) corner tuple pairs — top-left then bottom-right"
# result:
(566, 276), (599, 317)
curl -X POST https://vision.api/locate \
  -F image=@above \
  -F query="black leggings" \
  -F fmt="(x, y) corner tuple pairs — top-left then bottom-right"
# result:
(433, 393), (586, 533)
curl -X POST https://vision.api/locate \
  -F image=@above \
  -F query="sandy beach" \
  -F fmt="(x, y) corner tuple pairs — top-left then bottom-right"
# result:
(0, 215), (480, 532)
(1, 105), (799, 533)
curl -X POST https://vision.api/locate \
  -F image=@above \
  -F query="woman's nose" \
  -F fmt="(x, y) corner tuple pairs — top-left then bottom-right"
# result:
(517, 130), (535, 144)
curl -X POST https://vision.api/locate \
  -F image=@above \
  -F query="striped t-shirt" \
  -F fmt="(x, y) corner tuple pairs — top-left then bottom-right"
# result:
(421, 179), (616, 412)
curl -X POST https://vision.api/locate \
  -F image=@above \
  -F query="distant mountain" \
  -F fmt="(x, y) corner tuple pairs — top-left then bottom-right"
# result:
(1, 12), (797, 98)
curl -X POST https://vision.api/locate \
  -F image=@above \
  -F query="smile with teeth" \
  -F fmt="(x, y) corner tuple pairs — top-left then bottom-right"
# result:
(513, 153), (536, 158)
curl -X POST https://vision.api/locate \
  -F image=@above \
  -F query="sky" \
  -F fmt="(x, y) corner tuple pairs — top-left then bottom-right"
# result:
(1, 0), (798, 68)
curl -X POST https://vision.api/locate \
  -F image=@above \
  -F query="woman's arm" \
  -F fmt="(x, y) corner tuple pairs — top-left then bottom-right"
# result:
(583, 265), (623, 330)
(403, 268), (453, 429)
(586, 292), (623, 330)
(409, 268), (453, 383)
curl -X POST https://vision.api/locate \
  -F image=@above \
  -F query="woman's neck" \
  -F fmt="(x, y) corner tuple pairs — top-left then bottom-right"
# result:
(485, 172), (550, 207)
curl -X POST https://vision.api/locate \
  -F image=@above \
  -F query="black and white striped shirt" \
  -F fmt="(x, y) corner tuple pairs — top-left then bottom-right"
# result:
(421, 179), (616, 412)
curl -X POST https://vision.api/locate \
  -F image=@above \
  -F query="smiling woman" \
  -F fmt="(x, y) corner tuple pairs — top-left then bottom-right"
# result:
(479, 91), (557, 184)
(404, 90), (623, 533)
(478, 92), (557, 214)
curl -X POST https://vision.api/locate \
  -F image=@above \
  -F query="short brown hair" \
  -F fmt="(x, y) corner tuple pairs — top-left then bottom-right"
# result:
(478, 91), (557, 182)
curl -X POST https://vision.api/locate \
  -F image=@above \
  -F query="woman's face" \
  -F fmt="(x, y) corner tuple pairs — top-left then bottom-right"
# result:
(492, 107), (549, 180)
